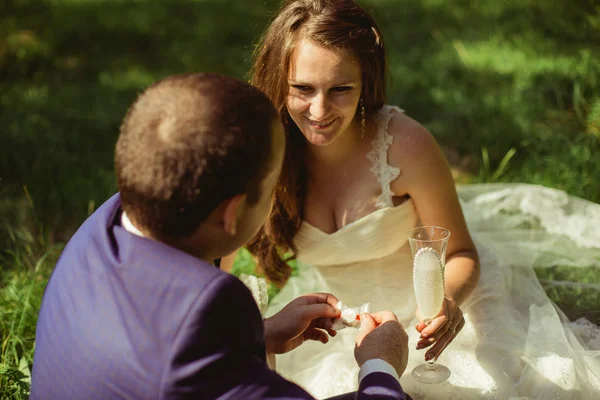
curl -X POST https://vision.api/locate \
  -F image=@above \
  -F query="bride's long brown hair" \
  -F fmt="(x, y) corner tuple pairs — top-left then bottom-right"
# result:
(248, 0), (388, 286)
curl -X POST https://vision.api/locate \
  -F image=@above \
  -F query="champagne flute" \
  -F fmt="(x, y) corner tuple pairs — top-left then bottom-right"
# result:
(407, 226), (451, 384)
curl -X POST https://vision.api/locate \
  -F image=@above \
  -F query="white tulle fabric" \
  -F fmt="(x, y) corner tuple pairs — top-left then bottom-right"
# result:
(264, 105), (600, 399)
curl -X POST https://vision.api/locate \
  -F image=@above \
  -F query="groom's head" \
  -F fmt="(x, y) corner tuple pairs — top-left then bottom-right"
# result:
(115, 73), (284, 260)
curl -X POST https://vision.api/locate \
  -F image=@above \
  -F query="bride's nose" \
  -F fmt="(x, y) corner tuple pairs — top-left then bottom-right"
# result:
(309, 93), (331, 120)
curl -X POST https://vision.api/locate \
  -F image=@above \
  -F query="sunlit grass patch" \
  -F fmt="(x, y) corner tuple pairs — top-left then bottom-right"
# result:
(1, 0), (599, 398)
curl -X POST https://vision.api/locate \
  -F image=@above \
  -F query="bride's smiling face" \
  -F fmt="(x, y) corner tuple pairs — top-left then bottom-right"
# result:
(286, 39), (363, 146)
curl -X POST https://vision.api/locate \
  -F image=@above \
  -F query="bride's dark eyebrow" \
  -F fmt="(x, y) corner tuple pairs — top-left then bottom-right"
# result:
(332, 81), (356, 86)
(288, 80), (357, 87)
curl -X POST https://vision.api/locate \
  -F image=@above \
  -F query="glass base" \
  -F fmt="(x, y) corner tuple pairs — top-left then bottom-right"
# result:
(411, 362), (451, 384)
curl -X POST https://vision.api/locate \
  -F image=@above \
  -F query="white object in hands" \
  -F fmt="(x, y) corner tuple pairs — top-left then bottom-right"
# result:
(413, 247), (445, 320)
(332, 301), (370, 330)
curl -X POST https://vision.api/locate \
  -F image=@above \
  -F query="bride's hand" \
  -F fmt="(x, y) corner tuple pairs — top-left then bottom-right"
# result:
(263, 293), (340, 355)
(414, 297), (465, 361)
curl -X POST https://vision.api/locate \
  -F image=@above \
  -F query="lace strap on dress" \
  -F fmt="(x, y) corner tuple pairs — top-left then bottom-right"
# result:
(366, 105), (403, 209)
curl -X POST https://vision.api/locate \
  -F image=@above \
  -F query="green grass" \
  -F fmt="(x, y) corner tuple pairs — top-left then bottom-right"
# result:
(1, 207), (61, 398)
(537, 266), (600, 324)
(1, 0), (600, 398)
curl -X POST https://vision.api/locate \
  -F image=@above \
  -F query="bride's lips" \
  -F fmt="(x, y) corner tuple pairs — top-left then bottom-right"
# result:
(307, 117), (339, 130)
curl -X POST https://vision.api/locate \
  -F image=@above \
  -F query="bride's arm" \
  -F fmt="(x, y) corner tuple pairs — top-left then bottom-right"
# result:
(388, 114), (480, 353)
(443, 251), (480, 307)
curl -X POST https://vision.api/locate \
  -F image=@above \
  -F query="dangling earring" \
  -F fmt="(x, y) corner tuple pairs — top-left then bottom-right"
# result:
(281, 108), (289, 126)
(360, 99), (366, 139)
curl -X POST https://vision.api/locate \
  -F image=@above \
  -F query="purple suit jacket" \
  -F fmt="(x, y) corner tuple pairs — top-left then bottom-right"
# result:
(31, 194), (409, 399)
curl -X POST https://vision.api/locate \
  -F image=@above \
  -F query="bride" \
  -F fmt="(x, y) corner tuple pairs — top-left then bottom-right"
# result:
(226, 0), (600, 398)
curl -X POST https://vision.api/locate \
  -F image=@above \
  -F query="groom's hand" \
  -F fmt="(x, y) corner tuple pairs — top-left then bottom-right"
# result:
(263, 293), (340, 354)
(354, 311), (409, 377)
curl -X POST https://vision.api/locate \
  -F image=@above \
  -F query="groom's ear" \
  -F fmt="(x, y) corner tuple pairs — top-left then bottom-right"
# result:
(221, 194), (247, 236)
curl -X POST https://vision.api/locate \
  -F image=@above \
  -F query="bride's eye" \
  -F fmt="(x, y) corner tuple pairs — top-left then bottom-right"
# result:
(331, 86), (353, 93)
(291, 85), (311, 93)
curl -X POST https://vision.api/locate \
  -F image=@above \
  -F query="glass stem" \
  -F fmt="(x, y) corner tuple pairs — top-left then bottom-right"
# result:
(425, 359), (437, 370)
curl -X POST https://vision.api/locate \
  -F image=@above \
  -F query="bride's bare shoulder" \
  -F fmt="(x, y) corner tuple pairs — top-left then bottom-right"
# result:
(386, 108), (444, 172)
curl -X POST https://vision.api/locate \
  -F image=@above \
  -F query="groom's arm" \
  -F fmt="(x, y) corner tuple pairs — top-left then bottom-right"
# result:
(330, 361), (410, 400)
(356, 371), (410, 400)
(352, 312), (412, 400)
(161, 272), (314, 399)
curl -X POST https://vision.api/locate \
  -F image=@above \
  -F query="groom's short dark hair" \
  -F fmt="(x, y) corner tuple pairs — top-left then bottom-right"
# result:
(115, 73), (278, 239)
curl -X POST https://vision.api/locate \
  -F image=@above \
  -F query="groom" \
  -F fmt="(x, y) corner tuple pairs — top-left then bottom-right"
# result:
(30, 73), (410, 399)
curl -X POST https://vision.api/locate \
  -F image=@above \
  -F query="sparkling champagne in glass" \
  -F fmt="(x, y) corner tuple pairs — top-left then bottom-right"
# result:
(407, 226), (451, 384)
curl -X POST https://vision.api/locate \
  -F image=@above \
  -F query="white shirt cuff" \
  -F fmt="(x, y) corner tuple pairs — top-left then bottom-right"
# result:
(358, 359), (399, 385)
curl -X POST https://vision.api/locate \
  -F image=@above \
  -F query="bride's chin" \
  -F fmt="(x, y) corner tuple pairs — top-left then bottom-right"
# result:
(305, 133), (337, 146)
(303, 128), (344, 146)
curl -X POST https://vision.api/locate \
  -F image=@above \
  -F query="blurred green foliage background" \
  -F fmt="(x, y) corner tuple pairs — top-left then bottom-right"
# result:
(1, 0), (599, 397)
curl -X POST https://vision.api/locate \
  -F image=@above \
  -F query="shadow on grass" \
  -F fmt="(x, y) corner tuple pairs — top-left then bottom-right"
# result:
(370, 0), (600, 199)
(1, 0), (275, 244)
(2, 0), (599, 237)
(0, 1), (599, 398)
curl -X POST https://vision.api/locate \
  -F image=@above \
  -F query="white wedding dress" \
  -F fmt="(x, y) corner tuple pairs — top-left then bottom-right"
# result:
(264, 106), (600, 399)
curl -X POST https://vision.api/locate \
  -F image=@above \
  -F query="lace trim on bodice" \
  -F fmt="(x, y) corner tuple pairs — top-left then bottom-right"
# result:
(366, 105), (404, 209)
